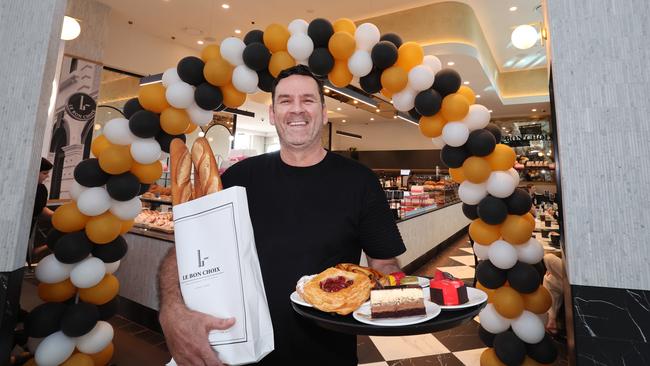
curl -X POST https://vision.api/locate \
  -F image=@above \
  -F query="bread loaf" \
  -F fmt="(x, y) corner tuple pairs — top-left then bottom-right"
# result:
(191, 137), (222, 197)
(170, 138), (193, 205)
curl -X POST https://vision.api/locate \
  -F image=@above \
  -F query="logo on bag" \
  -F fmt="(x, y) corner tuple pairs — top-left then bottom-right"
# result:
(198, 250), (208, 267)
(181, 251), (222, 281)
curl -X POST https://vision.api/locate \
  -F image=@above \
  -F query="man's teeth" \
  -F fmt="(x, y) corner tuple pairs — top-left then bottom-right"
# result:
(288, 121), (307, 126)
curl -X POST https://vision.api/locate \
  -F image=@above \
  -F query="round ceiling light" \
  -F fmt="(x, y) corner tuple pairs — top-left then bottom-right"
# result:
(61, 16), (81, 41)
(511, 24), (538, 49)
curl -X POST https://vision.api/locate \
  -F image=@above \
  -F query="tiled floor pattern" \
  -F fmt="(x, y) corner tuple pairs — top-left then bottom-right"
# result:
(18, 235), (568, 365)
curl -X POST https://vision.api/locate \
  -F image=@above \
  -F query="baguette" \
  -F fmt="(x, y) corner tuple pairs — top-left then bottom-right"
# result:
(170, 138), (193, 205)
(191, 137), (222, 198)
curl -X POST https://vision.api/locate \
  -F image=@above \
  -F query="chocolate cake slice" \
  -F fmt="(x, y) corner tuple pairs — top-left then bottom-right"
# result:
(370, 285), (426, 319)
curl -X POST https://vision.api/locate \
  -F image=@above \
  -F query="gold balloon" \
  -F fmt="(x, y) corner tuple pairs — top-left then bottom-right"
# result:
(131, 160), (163, 184)
(88, 342), (114, 366)
(203, 58), (233, 86)
(120, 219), (135, 234)
(86, 212), (122, 244)
(480, 348), (506, 366)
(485, 144), (517, 171)
(493, 286), (525, 318)
(62, 353), (94, 366)
(381, 88), (393, 98)
(380, 66), (408, 93)
(184, 123), (199, 134)
(221, 83), (247, 108)
(328, 31), (356, 60)
(457, 85), (476, 104)
(79, 274), (120, 305)
(160, 107), (191, 135)
(522, 285), (553, 314)
(396, 41), (424, 71)
(264, 23), (290, 53)
(328, 59), (353, 88)
(333, 18), (356, 35)
(419, 113), (446, 138)
(23, 359), (37, 366)
(476, 281), (497, 303)
(469, 219), (502, 245)
(268, 51), (295, 77)
(523, 212), (536, 227)
(38, 279), (76, 302)
(91, 135), (112, 158)
(98, 145), (133, 175)
(441, 93), (470, 121)
(52, 202), (89, 233)
(501, 214), (535, 244)
(138, 83), (169, 114)
(200, 44), (221, 62)
(463, 156), (492, 183)
(449, 167), (466, 183)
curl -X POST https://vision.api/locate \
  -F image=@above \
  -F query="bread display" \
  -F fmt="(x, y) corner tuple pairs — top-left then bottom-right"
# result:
(134, 209), (174, 233)
(300, 267), (373, 315)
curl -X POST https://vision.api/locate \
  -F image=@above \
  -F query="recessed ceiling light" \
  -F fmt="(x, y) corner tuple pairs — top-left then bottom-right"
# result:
(370, 117), (374, 121)
(94, 124), (101, 130)
(336, 107), (341, 111)
(324, 88), (330, 93)
(447, 61), (455, 66)
(376, 108), (380, 112)
(476, 94), (481, 98)
(198, 131), (205, 137)
(463, 81), (470, 85)
(531, 108), (537, 112)
(197, 40), (204, 45)
(502, 127), (507, 130)
(207, 137), (214, 142)
(488, 109), (493, 113)
(234, 29), (241, 34)
(222, 4), (230, 9)
(353, 100), (358, 104)
(393, 115), (397, 119)
(509, 6), (518, 11)
(342, 119), (346, 123)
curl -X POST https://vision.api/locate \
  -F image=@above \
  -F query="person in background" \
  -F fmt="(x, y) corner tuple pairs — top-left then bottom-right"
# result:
(30, 158), (54, 262)
(543, 253), (565, 335)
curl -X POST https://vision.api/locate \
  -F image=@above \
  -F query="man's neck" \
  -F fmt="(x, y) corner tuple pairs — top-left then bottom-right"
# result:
(279, 145), (327, 167)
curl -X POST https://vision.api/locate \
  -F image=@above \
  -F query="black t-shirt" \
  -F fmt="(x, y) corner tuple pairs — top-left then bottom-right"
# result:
(221, 151), (406, 365)
(32, 183), (48, 232)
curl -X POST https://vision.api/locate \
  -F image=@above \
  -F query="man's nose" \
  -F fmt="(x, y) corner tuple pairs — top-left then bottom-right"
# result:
(288, 100), (306, 113)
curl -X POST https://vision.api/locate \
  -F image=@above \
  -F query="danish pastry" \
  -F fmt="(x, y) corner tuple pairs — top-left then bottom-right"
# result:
(301, 267), (373, 315)
(335, 263), (389, 287)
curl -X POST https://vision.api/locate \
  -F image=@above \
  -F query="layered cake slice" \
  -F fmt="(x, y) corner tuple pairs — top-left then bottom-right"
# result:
(370, 285), (426, 319)
(429, 270), (468, 306)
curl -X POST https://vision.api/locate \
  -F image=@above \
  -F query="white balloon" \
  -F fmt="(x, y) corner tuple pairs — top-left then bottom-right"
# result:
(517, 238), (545, 264)
(103, 118), (136, 146)
(423, 55), (442, 74)
(165, 81), (195, 109)
(130, 138), (162, 165)
(442, 121), (470, 147)
(70, 257), (106, 288)
(473, 243), (490, 260)
(220, 37), (246, 66)
(288, 18), (309, 35)
(462, 104), (491, 131)
(36, 254), (73, 284)
(508, 168), (521, 187)
(105, 260), (121, 274)
(487, 171), (518, 198)
(355, 23), (380, 51)
(287, 33), (314, 62)
(69, 180), (88, 200)
(458, 181), (487, 205)
(187, 103), (214, 126)
(110, 197), (142, 221)
(76, 321), (114, 354)
(431, 136), (445, 149)
(35, 331), (75, 366)
(162, 67), (181, 87)
(348, 50), (373, 77)
(77, 187), (112, 216)
(392, 88), (417, 111)
(232, 65), (259, 94)
(407, 64), (435, 91)
(488, 240), (519, 269)
(479, 303), (512, 334)
(512, 311), (546, 344)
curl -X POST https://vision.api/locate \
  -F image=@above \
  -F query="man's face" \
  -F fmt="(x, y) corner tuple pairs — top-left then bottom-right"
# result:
(39, 171), (49, 184)
(269, 75), (327, 150)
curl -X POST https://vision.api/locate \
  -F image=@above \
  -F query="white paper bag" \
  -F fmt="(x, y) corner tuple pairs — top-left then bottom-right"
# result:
(168, 186), (274, 365)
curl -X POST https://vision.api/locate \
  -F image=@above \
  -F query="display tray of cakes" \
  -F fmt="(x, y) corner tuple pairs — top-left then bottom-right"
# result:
(133, 209), (174, 233)
(141, 183), (172, 203)
(291, 265), (487, 334)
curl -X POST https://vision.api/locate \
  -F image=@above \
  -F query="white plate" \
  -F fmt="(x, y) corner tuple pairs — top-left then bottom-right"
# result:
(417, 276), (430, 288)
(429, 287), (488, 310)
(353, 300), (441, 326)
(290, 291), (312, 307)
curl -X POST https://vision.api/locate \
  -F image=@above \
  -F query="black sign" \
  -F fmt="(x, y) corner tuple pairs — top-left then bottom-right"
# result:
(502, 134), (552, 144)
(65, 93), (96, 121)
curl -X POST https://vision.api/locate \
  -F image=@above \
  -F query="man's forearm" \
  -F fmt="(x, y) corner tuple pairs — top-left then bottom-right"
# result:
(367, 256), (402, 275)
(158, 248), (184, 311)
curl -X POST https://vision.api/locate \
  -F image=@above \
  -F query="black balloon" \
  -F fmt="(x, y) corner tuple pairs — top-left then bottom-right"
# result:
(440, 145), (469, 168)
(54, 232), (93, 264)
(257, 68), (275, 92)
(129, 110), (161, 139)
(478, 325), (497, 347)
(97, 296), (119, 320)
(533, 261), (547, 281)
(177, 56), (205, 86)
(92, 236), (128, 263)
(462, 203), (479, 220)
(485, 123), (502, 142)
(414, 89), (442, 117)
(478, 195), (508, 225)
(61, 302), (99, 337)
(308, 18), (334, 48)
(371, 41), (398, 70)
(526, 334), (558, 364)
(476, 260), (507, 289)
(467, 129), (497, 157)
(156, 130), (186, 154)
(504, 188), (533, 215)
(123, 98), (143, 119)
(74, 159), (110, 188)
(194, 83), (223, 110)
(45, 229), (64, 250)
(242, 42), (271, 71)
(308, 47), (335, 76)
(380, 33), (403, 48)
(243, 29), (264, 45)
(494, 331), (526, 366)
(432, 68), (461, 97)
(408, 108), (421, 121)
(138, 183), (150, 195)
(508, 262), (542, 293)
(359, 68), (382, 94)
(24, 302), (66, 338)
(106, 173), (140, 201)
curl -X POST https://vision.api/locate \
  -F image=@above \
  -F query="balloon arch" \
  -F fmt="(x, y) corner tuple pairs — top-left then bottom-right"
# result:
(28, 17), (557, 366)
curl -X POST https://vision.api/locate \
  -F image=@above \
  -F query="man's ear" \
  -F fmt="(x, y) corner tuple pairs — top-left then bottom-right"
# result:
(268, 104), (276, 126)
(321, 104), (328, 125)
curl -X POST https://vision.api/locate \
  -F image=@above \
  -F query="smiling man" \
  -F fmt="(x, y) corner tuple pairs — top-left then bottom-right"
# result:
(158, 65), (406, 365)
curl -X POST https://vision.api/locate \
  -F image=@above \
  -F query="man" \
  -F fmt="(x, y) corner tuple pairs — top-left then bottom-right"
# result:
(158, 65), (406, 365)
(29, 158), (54, 262)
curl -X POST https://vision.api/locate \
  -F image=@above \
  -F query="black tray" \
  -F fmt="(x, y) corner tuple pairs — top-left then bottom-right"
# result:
(292, 301), (486, 336)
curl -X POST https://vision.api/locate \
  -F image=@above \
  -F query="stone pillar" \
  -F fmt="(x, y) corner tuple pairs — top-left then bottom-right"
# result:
(546, 0), (650, 364)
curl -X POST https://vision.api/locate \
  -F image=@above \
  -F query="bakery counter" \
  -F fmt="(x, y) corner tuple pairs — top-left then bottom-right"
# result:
(395, 199), (461, 223)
